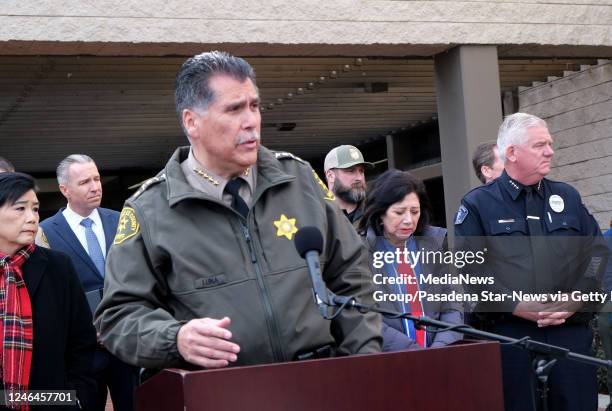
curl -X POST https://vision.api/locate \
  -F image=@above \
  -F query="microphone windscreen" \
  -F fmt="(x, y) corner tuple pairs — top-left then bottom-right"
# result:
(294, 226), (324, 257)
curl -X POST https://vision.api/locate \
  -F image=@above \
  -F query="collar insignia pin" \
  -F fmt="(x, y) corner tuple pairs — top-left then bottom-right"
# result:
(194, 168), (220, 186)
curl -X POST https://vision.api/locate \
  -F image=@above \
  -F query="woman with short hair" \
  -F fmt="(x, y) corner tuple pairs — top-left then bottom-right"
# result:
(0, 172), (96, 410)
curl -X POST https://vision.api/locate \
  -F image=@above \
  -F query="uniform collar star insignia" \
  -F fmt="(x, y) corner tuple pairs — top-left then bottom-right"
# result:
(273, 214), (298, 240)
(194, 168), (220, 186)
(508, 178), (520, 190)
(506, 176), (543, 200)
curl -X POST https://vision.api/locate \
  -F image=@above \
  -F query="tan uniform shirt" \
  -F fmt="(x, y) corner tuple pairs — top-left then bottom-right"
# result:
(180, 148), (256, 207)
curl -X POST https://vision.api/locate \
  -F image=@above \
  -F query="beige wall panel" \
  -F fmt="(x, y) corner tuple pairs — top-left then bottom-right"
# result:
(552, 118), (612, 150)
(1, 1), (611, 46)
(554, 138), (612, 167)
(447, 0), (612, 3)
(520, 82), (611, 120)
(593, 212), (612, 228)
(584, 192), (612, 213)
(571, 174), (612, 197)
(3, 1), (612, 24)
(520, 64), (612, 107)
(545, 99), (612, 134)
(548, 157), (612, 184)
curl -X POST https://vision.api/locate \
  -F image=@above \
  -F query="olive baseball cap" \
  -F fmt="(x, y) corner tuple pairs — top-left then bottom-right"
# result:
(324, 145), (374, 172)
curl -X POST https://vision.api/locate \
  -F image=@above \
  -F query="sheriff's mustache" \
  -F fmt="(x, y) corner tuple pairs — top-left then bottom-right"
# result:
(235, 131), (260, 146)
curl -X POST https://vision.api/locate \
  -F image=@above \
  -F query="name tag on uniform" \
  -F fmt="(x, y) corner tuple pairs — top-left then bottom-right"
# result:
(498, 219), (515, 223)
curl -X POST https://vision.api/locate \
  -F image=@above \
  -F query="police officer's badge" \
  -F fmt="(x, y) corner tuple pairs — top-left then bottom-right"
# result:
(114, 207), (140, 245)
(312, 170), (335, 201)
(549, 195), (564, 213)
(455, 205), (469, 225)
(274, 214), (298, 240)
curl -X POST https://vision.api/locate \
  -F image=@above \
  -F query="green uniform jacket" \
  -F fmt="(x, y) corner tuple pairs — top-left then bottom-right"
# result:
(94, 146), (382, 368)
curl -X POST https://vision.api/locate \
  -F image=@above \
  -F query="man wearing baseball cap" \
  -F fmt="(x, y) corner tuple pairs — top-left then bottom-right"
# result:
(324, 145), (374, 225)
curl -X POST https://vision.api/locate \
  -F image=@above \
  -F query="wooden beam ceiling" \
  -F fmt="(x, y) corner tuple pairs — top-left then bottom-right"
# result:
(0, 56), (597, 174)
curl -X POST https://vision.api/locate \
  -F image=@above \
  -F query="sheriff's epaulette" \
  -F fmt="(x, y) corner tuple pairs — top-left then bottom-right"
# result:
(273, 151), (305, 163)
(311, 169), (335, 202)
(131, 173), (166, 200)
(35, 228), (50, 248)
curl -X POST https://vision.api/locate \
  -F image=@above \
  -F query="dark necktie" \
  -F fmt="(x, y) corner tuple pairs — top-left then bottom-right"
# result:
(225, 179), (249, 219)
(525, 186), (549, 290)
(525, 186), (544, 236)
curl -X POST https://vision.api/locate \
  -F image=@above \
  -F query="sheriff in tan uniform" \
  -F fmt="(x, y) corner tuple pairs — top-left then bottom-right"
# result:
(94, 51), (381, 370)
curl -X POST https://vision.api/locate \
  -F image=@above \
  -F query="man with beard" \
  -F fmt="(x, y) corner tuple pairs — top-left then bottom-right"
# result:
(95, 51), (381, 370)
(324, 145), (373, 226)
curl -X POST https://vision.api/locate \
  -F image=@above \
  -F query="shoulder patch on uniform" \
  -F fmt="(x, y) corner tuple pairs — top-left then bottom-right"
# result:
(311, 169), (335, 202)
(273, 151), (305, 163)
(454, 205), (469, 225)
(131, 174), (166, 200)
(114, 207), (140, 245)
(35, 228), (50, 248)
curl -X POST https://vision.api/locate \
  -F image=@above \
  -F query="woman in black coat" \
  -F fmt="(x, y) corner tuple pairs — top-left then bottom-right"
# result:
(0, 172), (96, 410)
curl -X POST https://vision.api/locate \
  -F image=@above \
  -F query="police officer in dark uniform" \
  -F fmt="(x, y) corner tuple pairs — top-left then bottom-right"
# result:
(455, 113), (607, 411)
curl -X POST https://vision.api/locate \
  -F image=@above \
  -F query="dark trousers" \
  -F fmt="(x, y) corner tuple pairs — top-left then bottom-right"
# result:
(92, 348), (138, 411)
(491, 320), (596, 411)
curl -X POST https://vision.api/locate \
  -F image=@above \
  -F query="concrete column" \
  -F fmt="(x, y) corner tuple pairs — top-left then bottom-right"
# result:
(434, 45), (503, 233)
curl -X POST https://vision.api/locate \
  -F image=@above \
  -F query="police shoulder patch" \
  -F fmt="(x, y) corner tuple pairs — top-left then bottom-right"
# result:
(36, 228), (50, 248)
(273, 151), (305, 163)
(132, 173), (166, 200)
(114, 207), (140, 245)
(312, 169), (335, 202)
(454, 205), (469, 225)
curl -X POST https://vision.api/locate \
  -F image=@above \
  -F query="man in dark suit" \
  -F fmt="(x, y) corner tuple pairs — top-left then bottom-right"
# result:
(38, 154), (136, 411)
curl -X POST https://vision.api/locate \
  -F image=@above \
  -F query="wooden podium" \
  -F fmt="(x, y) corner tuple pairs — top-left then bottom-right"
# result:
(136, 341), (503, 411)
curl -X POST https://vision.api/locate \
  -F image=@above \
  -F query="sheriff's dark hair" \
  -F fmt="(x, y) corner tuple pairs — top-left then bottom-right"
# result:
(175, 51), (257, 137)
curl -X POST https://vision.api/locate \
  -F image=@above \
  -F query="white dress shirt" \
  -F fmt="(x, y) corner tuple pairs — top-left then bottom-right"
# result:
(62, 205), (107, 257)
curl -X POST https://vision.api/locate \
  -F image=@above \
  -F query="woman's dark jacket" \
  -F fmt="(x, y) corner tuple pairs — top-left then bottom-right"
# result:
(1, 246), (97, 410)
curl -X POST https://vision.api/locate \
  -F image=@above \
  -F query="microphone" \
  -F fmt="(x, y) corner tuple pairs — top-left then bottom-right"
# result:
(294, 226), (330, 317)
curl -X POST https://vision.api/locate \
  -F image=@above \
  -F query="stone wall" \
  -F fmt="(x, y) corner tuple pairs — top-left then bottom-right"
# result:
(519, 61), (612, 229)
(1, 1), (611, 56)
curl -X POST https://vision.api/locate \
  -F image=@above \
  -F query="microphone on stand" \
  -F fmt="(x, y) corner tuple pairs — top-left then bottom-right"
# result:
(294, 226), (330, 318)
